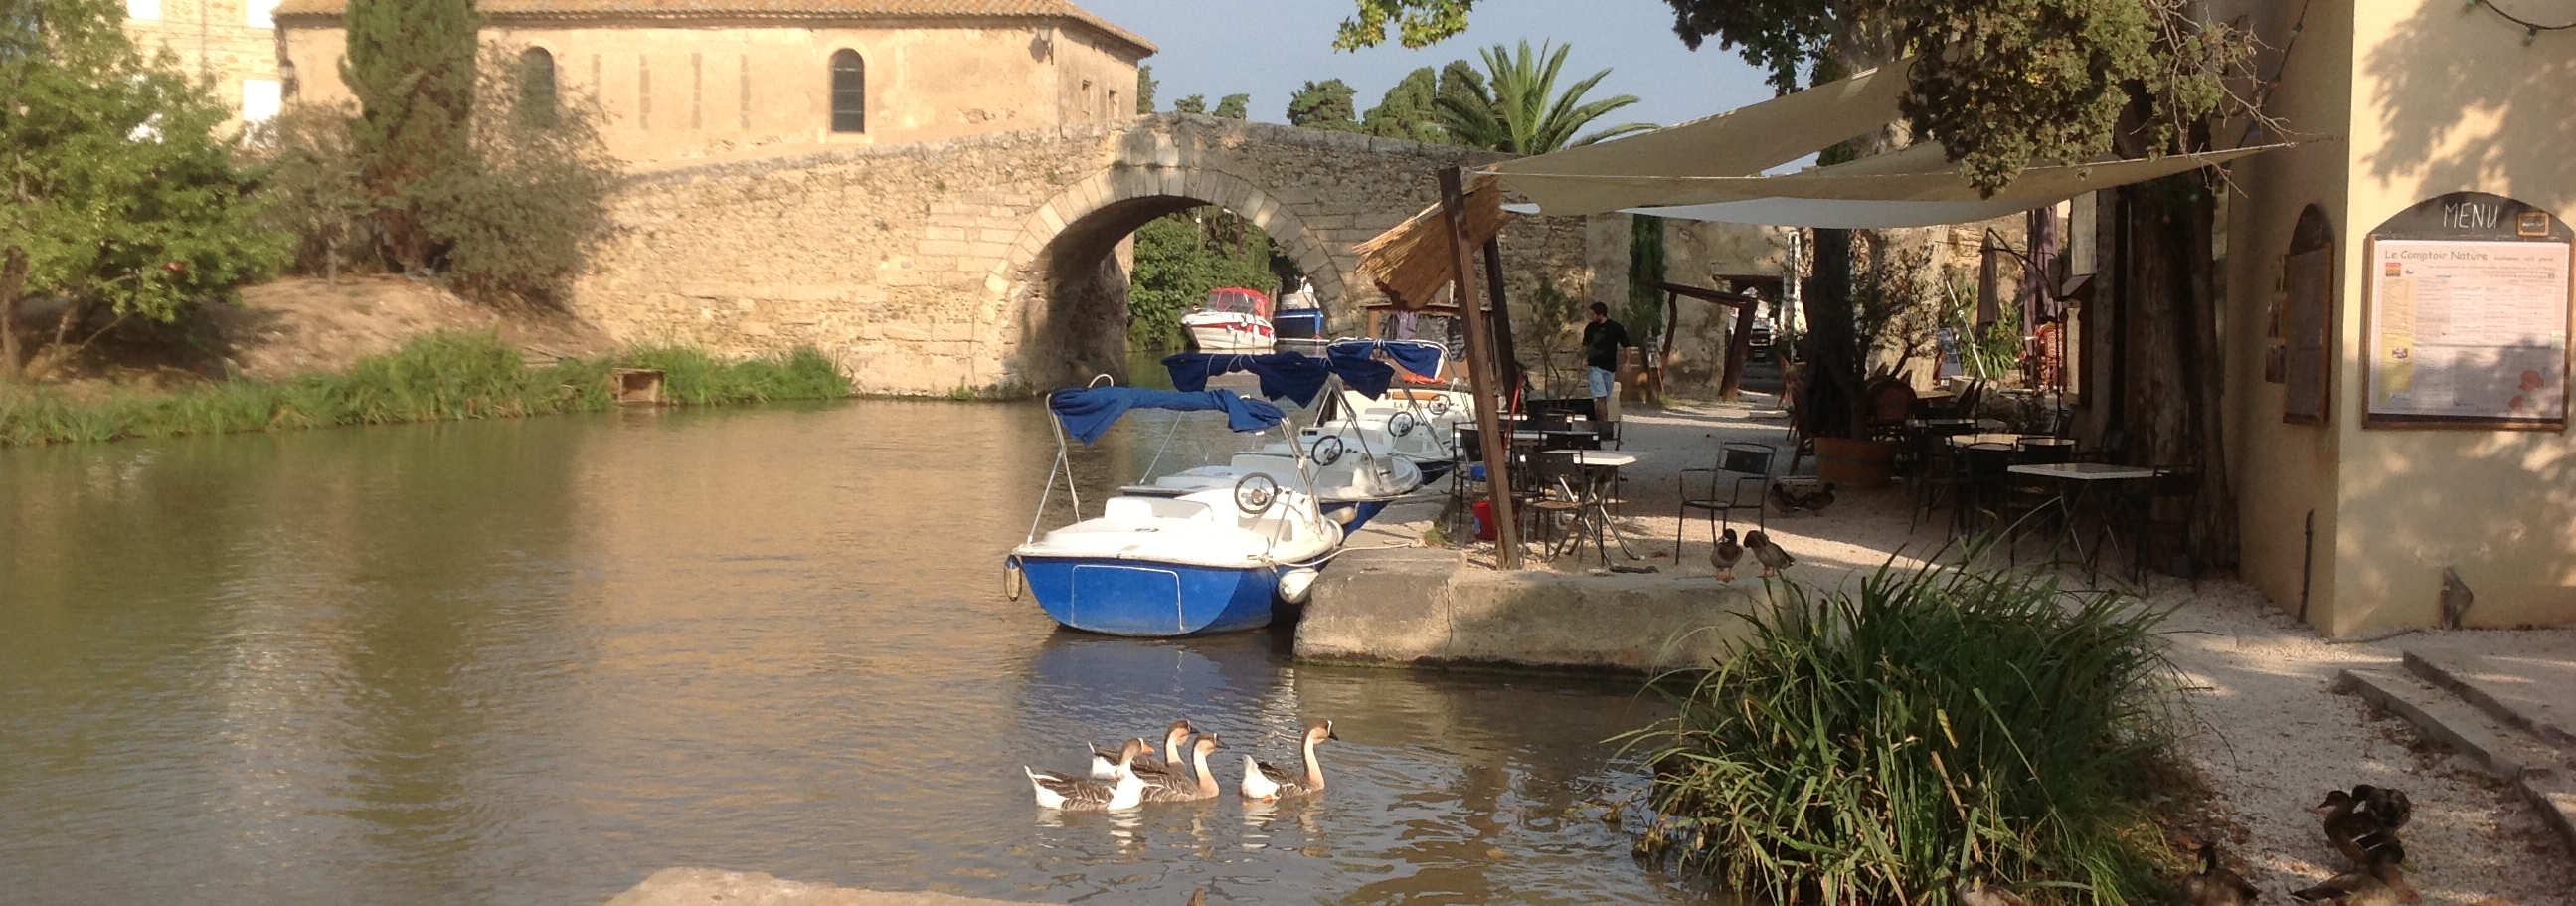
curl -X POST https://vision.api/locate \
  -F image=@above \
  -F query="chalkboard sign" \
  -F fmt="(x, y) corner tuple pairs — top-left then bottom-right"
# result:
(2362, 192), (2572, 430)
(2283, 206), (2334, 425)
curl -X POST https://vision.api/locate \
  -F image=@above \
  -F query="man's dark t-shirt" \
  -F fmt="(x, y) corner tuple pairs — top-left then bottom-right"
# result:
(1582, 318), (1629, 371)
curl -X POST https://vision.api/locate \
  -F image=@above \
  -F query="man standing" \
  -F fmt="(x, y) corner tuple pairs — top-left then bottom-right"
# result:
(1581, 302), (1630, 423)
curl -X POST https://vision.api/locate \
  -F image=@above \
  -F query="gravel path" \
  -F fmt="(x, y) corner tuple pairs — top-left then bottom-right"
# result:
(1385, 398), (2576, 905)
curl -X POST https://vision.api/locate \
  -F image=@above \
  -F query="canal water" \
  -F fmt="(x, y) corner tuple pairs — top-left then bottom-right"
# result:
(0, 401), (1693, 905)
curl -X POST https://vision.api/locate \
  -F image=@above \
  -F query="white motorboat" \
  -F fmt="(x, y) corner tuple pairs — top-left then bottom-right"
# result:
(1181, 287), (1276, 354)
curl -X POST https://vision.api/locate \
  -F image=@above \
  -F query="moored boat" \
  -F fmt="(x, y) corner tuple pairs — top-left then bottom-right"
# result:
(1008, 386), (1341, 637)
(1180, 287), (1277, 354)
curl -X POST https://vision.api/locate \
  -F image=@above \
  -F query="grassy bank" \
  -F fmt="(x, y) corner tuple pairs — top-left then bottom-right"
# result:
(1627, 561), (2187, 906)
(0, 331), (850, 447)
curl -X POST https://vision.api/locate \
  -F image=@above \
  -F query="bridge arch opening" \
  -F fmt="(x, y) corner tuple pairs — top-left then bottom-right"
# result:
(992, 168), (1345, 393)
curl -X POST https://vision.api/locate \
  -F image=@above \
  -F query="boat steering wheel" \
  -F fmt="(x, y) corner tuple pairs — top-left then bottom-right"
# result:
(1388, 411), (1421, 438)
(1307, 434), (1346, 466)
(1426, 398), (1451, 417)
(1234, 473), (1280, 515)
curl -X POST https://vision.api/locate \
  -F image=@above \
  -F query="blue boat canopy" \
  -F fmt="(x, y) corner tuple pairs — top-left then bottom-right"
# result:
(1326, 339), (1448, 399)
(1161, 353), (1332, 407)
(1047, 386), (1286, 446)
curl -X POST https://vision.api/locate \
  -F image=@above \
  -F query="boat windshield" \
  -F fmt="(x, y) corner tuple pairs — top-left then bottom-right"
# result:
(1206, 288), (1271, 318)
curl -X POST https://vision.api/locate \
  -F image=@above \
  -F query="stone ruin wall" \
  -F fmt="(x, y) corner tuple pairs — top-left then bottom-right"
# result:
(570, 113), (1602, 397)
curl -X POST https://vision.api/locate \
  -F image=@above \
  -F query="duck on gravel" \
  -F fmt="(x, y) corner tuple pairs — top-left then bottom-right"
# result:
(2179, 841), (2262, 906)
(2312, 789), (2407, 868)
(1239, 719), (1338, 802)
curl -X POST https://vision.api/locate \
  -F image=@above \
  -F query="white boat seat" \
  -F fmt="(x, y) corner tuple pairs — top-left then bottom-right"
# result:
(1104, 496), (1213, 522)
(1116, 484), (1194, 498)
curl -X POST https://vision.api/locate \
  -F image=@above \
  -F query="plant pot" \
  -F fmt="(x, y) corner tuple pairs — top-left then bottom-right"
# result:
(1813, 437), (1899, 488)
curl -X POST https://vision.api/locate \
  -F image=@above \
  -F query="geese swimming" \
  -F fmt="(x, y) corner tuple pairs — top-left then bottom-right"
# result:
(1090, 719), (1195, 780)
(1028, 738), (1149, 811)
(1141, 732), (1224, 803)
(2179, 841), (2262, 906)
(1087, 738), (1148, 781)
(1239, 719), (1337, 802)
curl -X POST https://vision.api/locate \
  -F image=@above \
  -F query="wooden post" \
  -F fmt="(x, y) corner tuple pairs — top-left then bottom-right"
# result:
(1479, 237), (1520, 413)
(1720, 297), (1757, 401)
(1440, 167), (1521, 568)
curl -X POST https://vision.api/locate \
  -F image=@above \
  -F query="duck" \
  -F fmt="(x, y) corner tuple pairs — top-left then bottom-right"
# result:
(1089, 719), (1196, 780)
(1141, 732), (1225, 803)
(1954, 875), (2029, 906)
(1746, 530), (1795, 578)
(2179, 841), (2263, 906)
(2349, 784), (2412, 831)
(1799, 482), (1836, 513)
(2290, 859), (2418, 906)
(1026, 739), (1149, 811)
(1239, 719), (1338, 802)
(2312, 789), (2406, 868)
(1711, 528), (1745, 582)
(1771, 482), (1805, 513)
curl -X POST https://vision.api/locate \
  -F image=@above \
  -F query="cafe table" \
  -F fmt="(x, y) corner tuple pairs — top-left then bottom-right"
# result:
(2006, 461), (2157, 583)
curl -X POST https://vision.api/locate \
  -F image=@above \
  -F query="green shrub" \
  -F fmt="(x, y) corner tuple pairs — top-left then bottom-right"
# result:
(1627, 561), (2184, 906)
(0, 331), (849, 447)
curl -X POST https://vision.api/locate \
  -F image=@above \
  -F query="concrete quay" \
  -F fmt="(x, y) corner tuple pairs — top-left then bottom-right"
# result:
(1293, 546), (1782, 673)
(604, 869), (1040, 906)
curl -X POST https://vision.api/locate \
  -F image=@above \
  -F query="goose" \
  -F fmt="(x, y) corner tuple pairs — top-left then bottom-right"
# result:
(1141, 732), (1225, 803)
(1239, 719), (1337, 802)
(2291, 859), (2417, 906)
(1089, 719), (1195, 780)
(2179, 841), (2263, 906)
(1027, 738), (1149, 811)
(1087, 738), (1149, 781)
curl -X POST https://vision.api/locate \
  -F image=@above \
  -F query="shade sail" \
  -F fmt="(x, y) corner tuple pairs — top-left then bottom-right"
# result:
(1162, 353), (1333, 408)
(1500, 141), (2287, 229)
(1353, 175), (1509, 311)
(1485, 61), (1912, 215)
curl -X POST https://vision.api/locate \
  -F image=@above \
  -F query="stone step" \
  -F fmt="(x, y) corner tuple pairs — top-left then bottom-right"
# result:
(2334, 667), (2576, 859)
(2403, 647), (2576, 753)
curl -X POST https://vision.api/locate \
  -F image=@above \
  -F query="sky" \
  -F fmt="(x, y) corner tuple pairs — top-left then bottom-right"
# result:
(1076, 0), (1781, 135)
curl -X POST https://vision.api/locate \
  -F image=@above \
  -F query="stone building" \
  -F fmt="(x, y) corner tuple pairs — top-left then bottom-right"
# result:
(121, 0), (285, 127)
(269, 0), (1155, 164)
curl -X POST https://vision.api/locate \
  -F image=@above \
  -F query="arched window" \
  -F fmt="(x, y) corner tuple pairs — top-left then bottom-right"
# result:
(829, 49), (865, 133)
(518, 47), (558, 126)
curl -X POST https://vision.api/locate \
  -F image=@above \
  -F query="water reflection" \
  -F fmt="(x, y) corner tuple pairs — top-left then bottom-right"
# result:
(1, 401), (1689, 905)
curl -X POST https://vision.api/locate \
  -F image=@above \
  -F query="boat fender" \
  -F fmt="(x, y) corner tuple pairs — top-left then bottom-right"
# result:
(1277, 568), (1319, 605)
(1002, 557), (1026, 601)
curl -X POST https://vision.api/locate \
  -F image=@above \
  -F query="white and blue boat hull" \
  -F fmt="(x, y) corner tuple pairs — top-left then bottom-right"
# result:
(1011, 554), (1281, 636)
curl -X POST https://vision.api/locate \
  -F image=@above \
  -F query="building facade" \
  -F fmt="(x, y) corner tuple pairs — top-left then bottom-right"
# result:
(269, 0), (1155, 165)
(121, 0), (285, 127)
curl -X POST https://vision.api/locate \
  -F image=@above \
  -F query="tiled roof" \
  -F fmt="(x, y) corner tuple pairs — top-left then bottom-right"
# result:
(270, 0), (1154, 56)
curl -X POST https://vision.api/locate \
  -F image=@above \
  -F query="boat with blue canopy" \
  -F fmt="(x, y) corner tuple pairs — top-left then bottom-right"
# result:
(1157, 342), (1447, 532)
(1007, 385), (1343, 637)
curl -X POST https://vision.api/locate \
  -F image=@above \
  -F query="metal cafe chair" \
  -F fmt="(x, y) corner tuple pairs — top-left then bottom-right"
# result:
(1674, 442), (1775, 559)
(1526, 450), (1602, 565)
(2125, 464), (2204, 592)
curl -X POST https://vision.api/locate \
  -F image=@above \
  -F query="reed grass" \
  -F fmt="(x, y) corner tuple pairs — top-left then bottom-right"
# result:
(0, 331), (850, 447)
(1625, 559), (2185, 906)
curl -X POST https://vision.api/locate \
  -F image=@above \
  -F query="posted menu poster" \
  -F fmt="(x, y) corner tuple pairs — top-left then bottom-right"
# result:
(2366, 239), (2572, 427)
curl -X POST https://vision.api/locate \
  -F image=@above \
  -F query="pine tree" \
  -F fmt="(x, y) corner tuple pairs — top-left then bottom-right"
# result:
(1171, 94), (1207, 114)
(1211, 93), (1250, 119)
(0, 0), (288, 381)
(1361, 67), (1444, 143)
(340, 0), (480, 272)
(1286, 79), (1361, 132)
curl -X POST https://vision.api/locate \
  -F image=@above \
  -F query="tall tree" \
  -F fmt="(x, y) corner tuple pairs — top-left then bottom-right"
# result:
(341, 0), (480, 272)
(1361, 66), (1444, 143)
(1134, 65), (1158, 114)
(1286, 79), (1362, 132)
(0, 0), (288, 381)
(1211, 93), (1251, 120)
(1171, 94), (1207, 114)
(1433, 40), (1653, 154)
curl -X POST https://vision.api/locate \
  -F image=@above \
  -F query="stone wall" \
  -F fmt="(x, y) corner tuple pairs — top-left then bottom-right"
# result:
(124, 0), (281, 127)
(571, 113), (1602, 396)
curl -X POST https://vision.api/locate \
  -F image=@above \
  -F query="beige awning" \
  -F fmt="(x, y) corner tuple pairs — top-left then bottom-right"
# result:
(1353, 175), (1510, 311)
(1486, 60), (1913, 214)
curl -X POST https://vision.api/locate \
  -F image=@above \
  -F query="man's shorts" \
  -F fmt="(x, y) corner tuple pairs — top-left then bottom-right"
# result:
(1588, 366), (1616, 398)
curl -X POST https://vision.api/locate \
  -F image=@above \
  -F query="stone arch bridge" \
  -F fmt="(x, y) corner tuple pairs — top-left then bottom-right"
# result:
(571, 113), (1595, 396)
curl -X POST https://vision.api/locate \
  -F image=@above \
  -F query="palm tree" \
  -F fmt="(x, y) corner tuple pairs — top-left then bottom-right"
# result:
(1435, 41), (1655, 154)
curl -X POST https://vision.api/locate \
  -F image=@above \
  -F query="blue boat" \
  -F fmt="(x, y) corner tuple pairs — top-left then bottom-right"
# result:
(1008, 386), (1342, 637)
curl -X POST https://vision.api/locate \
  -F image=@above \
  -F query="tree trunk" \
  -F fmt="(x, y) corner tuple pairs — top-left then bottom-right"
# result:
(1803, 227), (1865, 438)
(0, 247), (28, 384)
(2114, 173), (2238, 572)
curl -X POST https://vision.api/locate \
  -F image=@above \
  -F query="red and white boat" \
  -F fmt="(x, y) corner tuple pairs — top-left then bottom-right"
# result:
(1181, 287), (1276, 353)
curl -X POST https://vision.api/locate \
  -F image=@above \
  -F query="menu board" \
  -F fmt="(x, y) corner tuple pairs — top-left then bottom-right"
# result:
(2364, 239), (2571, 427)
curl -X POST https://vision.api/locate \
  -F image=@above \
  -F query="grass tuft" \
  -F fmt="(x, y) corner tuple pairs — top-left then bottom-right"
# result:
(1625, 558), (2185, 906)
(0, 330), (851, 447)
